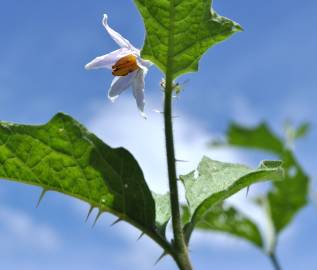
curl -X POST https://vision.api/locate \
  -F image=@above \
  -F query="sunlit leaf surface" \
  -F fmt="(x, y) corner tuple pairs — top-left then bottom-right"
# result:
(134, 0), (242, 79)
(0, 113), (169, 239)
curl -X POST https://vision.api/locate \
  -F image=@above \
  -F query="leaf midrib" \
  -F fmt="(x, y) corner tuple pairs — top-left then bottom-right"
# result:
(166, 0), (176, 79)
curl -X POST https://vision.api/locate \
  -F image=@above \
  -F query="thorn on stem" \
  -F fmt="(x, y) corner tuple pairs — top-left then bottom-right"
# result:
(111, 218), (122, 227)
(154, 252), (167, 266)
(85, 206), (94, 223)
(175, 159), (189, 163)
(153, 109), (164, 114)
(92, 211), (102, 228)
(137, 232), (145, 241)
(246, 186), (250, 198)
(36, 189), (47, 208)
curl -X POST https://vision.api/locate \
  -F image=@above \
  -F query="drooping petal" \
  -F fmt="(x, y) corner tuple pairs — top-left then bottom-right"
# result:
(108, 71), (138, 102)
(85, 48), (132, 70)
(132, 69), (147, 118)
(102, 14), (137, 51)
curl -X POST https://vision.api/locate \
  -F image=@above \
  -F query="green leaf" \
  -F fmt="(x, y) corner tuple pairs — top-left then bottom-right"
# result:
(227, 123), (284, 154)
(225, 122), (309, 234)
(193, 203), (263, 248)
(153, 192), (171, 235)
(267, 151), (308, 233)
(0, 113), (165, 240)
(294, 122), (310, 139)
(201, 123), (309, 253)
(134, 0), (242, 79)
(180, 157), (283, 243)
(284, 121), (310, 147)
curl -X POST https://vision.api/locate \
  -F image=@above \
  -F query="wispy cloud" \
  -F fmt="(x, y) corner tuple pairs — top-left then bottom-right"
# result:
(88, 97), (243, 194)
(0, 205), (61, 252)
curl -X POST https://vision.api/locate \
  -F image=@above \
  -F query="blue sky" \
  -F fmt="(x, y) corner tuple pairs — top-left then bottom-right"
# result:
(0, 0), (317, 269)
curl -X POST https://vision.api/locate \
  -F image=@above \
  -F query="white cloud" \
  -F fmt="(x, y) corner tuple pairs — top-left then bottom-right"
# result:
(88, 97), (243, 194)
(231, 95), (260, 126)
(0, 205), (61, 252)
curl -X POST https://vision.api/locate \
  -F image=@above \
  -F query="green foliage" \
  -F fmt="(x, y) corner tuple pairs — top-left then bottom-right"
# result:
(284, 121), (311, 147)
(153, 192), (171, 235)
(0, 113), (285, 263)
(294, 122), (310, 139)
(204, 122), (309, 253)
(180, 157), (283, 244)
(227, 123), (309, 234)
(191, 203), (263, 248)
(0, 113), (168, 240)
(227, 123), (284, 154)
(134, 0), (242, 79)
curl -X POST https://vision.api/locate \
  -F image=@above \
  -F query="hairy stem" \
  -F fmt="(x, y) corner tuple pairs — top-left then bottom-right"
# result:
(164, 75), (193, 270)
(269, 253), (282, 270)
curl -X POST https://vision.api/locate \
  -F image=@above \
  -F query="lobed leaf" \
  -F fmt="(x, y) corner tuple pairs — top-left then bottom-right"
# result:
(0, 113), (167, 240)
(134, 0), (242, 79)
(180, 156), (283, 243)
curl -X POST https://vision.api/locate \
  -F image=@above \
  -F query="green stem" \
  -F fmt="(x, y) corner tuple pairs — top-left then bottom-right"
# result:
(269, 253), (282, 270)
(164, 75), (193, 270)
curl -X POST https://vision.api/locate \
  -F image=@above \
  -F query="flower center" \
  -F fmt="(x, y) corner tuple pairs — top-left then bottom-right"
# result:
(112, 54), (139, 76)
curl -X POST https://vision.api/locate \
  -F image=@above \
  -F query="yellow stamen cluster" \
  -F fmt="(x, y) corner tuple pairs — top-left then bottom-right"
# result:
(112, 54), (139, 76)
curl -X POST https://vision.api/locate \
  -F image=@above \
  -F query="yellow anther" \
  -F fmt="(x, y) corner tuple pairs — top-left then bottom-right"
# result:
(112, 54), (139, 76)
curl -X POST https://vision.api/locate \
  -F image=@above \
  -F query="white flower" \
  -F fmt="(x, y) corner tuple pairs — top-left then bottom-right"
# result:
(85, 14), (152, 118)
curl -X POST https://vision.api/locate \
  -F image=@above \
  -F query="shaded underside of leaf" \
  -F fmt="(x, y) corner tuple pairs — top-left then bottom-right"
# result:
(194, 203), (263, 248)
(153, 192), (171, 235)
(0, 113), (157, 234)
(180, 156), (283, 242)
(181, 157), (283, 216)
(134, 0), (242, 79)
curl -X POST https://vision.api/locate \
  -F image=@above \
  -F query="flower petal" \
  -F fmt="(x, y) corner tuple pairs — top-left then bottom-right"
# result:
(137, 57), (153, 69)
(108, 71), (138, 102)
(132, 69), (147, 118)
(102, 14), (137, 50)
(85, 48), (132, 70)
